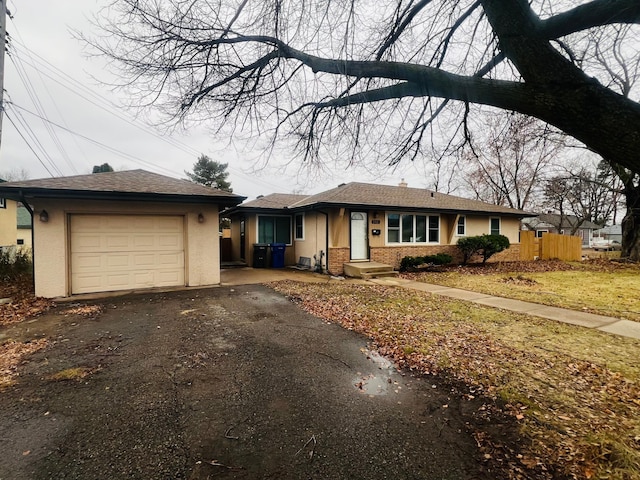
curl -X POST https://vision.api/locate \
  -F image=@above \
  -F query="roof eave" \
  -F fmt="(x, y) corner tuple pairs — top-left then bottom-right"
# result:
(0, 187), (245, 206)
(290, 201), (530, 217)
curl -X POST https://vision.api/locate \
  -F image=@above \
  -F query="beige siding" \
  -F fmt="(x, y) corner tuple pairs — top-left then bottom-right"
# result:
(17, 228), (33, 247)
(293, 211), (327, 268)
(31, 199), (220, 298)
(0, 200), (17, 246)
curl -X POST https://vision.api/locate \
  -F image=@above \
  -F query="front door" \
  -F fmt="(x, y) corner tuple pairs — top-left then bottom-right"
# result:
(350, 212), (369, 260)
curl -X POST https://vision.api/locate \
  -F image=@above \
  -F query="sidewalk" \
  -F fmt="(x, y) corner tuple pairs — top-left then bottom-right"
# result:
(370, 277), (640, 340)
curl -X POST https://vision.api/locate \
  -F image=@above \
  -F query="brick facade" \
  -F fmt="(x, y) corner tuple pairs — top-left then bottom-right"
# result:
(329, 244), (522, 274)
(328, 247), (350, 275)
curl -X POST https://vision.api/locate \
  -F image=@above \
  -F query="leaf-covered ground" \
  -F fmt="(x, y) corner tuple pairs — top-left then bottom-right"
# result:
(0, 275), (53, 389)
(270, 280), (640, 480)
(402, 260), (640, 322)
(0, 339), (48, 389)
(0, 275), (54, 327)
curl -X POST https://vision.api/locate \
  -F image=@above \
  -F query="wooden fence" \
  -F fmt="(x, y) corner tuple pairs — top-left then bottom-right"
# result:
(520, 231), (582, 261)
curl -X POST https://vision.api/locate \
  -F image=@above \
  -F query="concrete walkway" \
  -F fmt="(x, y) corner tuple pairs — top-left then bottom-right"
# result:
(220, 268), (640, 340)
(369, 277), (640, 340)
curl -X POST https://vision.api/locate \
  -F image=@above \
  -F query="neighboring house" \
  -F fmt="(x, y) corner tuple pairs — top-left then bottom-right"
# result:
(0, 170), (244, 298)
(521, 214), (601, 246)
(593, 224), (622, 243)
(17, 204), (33, 247)
(225, 182), (530, 275)
(0, 197), (18, 248)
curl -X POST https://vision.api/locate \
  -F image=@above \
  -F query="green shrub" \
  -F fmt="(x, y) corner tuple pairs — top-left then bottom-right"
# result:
(456, 235), (510, 264)
(0, 246), (33, 280)
(457, 236), (486, 264)
(480, 234), (510, 263)
(430, 253), (453, 265)
(399, 253), (453, 271)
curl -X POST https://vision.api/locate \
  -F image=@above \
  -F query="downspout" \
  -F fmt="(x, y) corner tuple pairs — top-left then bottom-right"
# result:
(19, 192), (35, 291)
(318, 210), (329, 274)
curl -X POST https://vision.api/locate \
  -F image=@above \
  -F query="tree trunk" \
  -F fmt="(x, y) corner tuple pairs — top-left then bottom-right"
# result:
(621, 183), (640, 261)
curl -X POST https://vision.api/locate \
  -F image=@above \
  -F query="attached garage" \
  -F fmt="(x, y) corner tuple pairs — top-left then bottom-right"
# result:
(70, 215), (186, 294)
(0, 170), (244, 298)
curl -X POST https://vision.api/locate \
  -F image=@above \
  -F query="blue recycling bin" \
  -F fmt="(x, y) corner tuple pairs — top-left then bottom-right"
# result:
(270, 243), (286, 268)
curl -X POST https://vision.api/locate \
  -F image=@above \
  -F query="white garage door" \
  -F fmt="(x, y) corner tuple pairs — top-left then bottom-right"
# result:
(70, 215), (185, 294)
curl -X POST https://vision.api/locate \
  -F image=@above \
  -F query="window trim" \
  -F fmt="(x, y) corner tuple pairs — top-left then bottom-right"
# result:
(256, 214), (293, 246)
(456, 215), (466, 236)
(0, 198), (5, 209)
(294, 213), (305, 241)
(536, 229), (548, 238)
(489, 217), (501, 235)
(386, 212), (440, 245)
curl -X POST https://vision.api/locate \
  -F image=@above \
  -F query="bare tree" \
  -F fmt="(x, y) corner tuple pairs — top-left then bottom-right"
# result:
(543, 161), (623, 234)
(462, 113), (560, 211)
(90, 1), (640, 171)
(0, 168), (30, 181)
(575, 22), (640, 259)
(543, 176), (585, 235)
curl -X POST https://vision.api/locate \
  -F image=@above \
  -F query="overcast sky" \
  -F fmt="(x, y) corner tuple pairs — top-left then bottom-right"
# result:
(0, 1), (429, 199)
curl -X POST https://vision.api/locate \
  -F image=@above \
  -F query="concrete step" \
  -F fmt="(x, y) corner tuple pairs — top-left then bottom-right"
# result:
(344, 262), (397, 279)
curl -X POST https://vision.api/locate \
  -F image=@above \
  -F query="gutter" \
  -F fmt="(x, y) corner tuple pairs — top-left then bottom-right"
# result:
(19, 192), (35, 291)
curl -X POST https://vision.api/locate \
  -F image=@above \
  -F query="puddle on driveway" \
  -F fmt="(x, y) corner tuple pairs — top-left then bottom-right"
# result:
(354, 348), (401, 396)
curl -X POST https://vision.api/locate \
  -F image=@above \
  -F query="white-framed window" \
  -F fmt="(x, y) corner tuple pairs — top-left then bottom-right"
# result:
(536, 229), (548, 238)
(0, 198), (5, 209)
(294, 213), (304, 240)
(257, 215), (292, 244)
(456, 216), (466, 236)
(387, 213), (439, 244)
(490, 217), (501, 235)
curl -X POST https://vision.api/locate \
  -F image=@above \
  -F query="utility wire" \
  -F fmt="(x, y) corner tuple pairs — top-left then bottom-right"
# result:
(7, 42), (77, 174)
(5, 95), (63, 176)
(5, 110), (55, 176)
(8, 100), (190, 177)
(8, 38), (286, 192)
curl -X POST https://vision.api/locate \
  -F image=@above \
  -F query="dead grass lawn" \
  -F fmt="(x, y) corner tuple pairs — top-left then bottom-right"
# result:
(270, 280), (640, 480)
(403, 260), (640, 321)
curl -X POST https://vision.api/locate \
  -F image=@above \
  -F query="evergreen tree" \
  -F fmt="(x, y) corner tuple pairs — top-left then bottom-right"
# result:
(185, 155), (232, 192)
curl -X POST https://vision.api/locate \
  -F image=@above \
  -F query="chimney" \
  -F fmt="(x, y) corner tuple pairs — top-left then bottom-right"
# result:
(398, 178), (408, 188)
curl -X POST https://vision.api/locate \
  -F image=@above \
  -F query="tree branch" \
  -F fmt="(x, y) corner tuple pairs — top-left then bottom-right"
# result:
(538, 0), (640, 40)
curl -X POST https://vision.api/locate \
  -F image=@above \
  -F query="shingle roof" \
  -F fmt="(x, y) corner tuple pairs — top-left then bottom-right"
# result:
(0, 169), (245, 205)
(17, 204), (31, 229)
(289, 182), (529, 216)
(239, 193), (308, 210)
(523, 214), (601, 230)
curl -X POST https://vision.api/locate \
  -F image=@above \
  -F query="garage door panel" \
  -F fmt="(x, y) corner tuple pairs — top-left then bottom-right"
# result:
(159, 235), (182, 248)
(73, 253), (103, 269)
(133, 235), (156, 249)
(106, 254), (131, 268)
(71, 215), (185, 294)
(73, 235), (103, 251)
(157, 270), (182, 284)
(133, 253), (156, 267)
(106, 235), (131, 249)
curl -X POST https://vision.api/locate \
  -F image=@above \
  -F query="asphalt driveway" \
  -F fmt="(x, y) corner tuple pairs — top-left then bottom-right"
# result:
(0, 285), (494, 479)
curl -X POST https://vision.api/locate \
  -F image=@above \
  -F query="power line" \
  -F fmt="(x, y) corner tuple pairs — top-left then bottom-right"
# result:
(7, 43), (77, 174)
(5, 96), (63, 176)
(8, 100), (188, 177)
(8, 37), (287, 192)
(5, 109), (55, 176)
